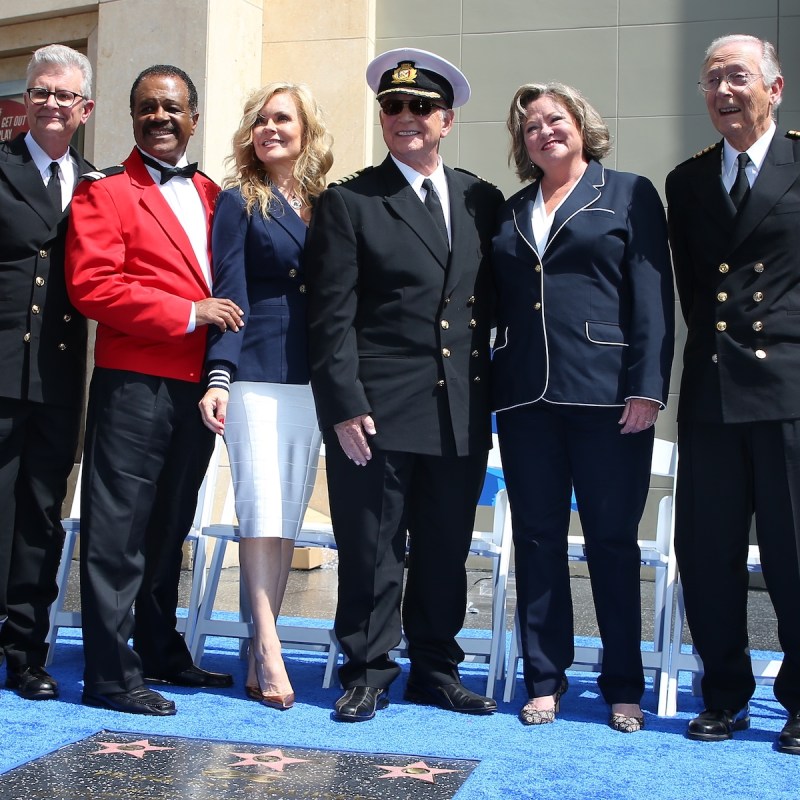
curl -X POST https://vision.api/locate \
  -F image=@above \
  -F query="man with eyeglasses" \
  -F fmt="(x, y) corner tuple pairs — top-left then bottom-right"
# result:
(666, 34), (800, 754)
(0, 44), (94, 701)
(306, 48), (503, 722)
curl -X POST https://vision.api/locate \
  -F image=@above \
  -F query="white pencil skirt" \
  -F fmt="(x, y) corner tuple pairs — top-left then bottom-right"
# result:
(223, 381), (322, 539)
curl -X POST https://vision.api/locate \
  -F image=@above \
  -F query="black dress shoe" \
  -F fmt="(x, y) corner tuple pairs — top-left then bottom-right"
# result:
(404, 680), (497, 715)
(6, 665), (59, 700)
(687, 706), (750, 741)
(778, 712), (800, 755)
(144, 664), (233, 688)
(333, 686), (389, 722)
(82, 686), (177, 716)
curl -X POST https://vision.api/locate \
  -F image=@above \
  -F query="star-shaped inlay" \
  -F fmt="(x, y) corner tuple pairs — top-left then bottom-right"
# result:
(228, 750), (309, 772)
(374, 760), (459, 783)
(90, 739), (173, 759)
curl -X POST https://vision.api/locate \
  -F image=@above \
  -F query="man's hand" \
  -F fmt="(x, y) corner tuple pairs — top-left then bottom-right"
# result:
(334, 415), (377, 466)
(618, 398), (660, 435)
(195, 298), (244, 332)
(198, 387), (228, 435)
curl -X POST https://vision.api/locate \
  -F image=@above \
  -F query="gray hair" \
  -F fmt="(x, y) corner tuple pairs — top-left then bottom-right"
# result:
(26, 44), (93, 99)
(702, 34), (782, 111)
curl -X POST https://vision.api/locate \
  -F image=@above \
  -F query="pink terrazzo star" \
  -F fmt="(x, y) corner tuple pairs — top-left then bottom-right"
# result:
(374, 760), (459, 783)
(228, 750), (309, 772)
(90, 739), (173, 759)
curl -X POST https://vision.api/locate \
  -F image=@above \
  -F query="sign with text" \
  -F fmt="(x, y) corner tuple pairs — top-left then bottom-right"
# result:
(0, 98), (28, 142)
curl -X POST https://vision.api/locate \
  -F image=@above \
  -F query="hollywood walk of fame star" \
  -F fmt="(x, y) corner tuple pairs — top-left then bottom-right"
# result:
(90, 739), (173, 759)
(374, 760), (460, 784)
(228, 749), (309, 772)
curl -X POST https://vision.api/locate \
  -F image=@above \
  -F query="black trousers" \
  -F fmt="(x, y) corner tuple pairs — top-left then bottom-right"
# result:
(497, 403), (653, 704)
(0, 397), (80, 670)
(324, 436), (487, 689)
(676, 417), (800, 714)
(80, 368), (214, 694)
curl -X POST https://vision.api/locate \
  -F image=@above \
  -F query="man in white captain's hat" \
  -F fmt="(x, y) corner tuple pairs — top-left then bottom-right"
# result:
(305, 48), (504, 722)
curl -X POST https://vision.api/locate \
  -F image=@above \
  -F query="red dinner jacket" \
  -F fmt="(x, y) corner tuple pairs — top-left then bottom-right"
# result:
(66, 148), (220, 382)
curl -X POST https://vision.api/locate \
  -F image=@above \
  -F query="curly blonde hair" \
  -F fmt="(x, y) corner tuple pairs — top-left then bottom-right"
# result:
(507, 82), (611, 183)
(223, 82), (334, 217)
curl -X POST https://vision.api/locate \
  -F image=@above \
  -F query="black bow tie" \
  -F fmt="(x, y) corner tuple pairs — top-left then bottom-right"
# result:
(139, 151), (198, 184)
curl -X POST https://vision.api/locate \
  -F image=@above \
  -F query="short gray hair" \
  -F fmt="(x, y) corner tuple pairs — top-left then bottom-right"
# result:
(26, 44), (93, 100)
(701, 34), (782, 111)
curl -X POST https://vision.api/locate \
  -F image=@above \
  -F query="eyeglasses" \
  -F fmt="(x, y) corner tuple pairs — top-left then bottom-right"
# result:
(379, 98), (445, 116)
(698, 72), (762, 92)
(26, 87), (86, 108)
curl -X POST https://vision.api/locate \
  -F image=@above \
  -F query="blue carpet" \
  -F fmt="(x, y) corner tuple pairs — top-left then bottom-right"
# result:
(1, 621), (798, 799)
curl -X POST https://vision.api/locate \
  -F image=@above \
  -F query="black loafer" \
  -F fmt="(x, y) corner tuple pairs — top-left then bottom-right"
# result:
(404, 680), (497, 714)
(333, 686), (389, 722)
(144, 664), (233, 688)
(82, 685), (177, 716)
(778, 712), (800, 755)
(687, 706), (750, 741)
(6, 665), (59, 700)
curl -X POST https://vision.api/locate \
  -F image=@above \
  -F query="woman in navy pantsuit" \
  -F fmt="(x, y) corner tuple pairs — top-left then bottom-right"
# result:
(199, 83), (333, 710)
(491, 83), (674, 731)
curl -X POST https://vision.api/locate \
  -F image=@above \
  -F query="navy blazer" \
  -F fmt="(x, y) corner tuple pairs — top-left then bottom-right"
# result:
(491, 160), (674, 412)
(206, 187), (310, 384)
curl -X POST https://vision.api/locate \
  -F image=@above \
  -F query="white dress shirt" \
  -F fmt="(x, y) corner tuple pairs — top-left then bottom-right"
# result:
(24, 131), (76, 212)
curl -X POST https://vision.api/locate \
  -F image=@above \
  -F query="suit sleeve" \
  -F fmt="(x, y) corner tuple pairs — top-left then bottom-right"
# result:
(665, 169), (694, 324)
(65, 179), (193, 341)
(305, 187), (371, 428)
(205, 190), (250, 371)
(623, 176), (675, 406)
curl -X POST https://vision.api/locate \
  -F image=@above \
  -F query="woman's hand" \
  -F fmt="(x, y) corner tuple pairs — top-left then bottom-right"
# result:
(199, 387), (229, 435)
(618, 398), (660, 435)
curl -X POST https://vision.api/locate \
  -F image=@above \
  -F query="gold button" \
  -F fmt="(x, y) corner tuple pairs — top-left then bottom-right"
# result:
(753, 321), (763, 331)
(754, 262), (764, 273)
(473, 376), (481, 383)
(753, 291), (763, 302)
(468, 319), (476, 328)
(436, 379), (445, 388)
(716, 321), (727, 331)
(717, 292), (727, 302)
(39, 249), (48, 259)
(63, 314), (71, 322)
(534, 264), (542, 272)
(32, 304), (40, 314)
(444, 297), (451, 305)
(440, 320), (450, 329)
(23, 332), (31, 343)
(442, 348), (451, 357)
(467, 296), (475, 306)
(58, 343), (67, 351)
(719, 263), (729, 273)
(471, 350), (479, 358)
(299, 284), (307, 293)
(35, 276), (45, 287)
(534, 302), (541, 311)
(288, 268), (298, 278)
(755, 349), (767, 359)
(711, 354), (718, 363)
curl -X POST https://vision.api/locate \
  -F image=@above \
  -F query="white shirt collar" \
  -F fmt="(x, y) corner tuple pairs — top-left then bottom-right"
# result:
(389, 153), (447, 199)
(24, 131), (72, 180)
(722, 121), (775, 180)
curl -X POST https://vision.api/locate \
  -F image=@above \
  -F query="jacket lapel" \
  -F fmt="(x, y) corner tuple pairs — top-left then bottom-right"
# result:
(511, 183), (539, 257)
(268, 191), (307, 250)
(545, 159), (604, 252)
(0, 134), (60, 228)
(381, 156), (449, 268)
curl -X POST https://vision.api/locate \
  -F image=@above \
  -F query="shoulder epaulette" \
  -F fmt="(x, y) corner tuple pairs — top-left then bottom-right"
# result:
(454, 167), (497, 187)
(329, 166), (372, 187)
(79, 165), (126, 182)
(692, 142), (720, 159)
(786, 130), (800, 139)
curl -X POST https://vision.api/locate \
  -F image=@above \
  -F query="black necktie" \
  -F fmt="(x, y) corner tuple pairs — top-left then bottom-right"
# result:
(421, 178), (449, 248)
(139, 151), (199, 184)
(47, 162), (62, 211)
(729, 152), (751, 210)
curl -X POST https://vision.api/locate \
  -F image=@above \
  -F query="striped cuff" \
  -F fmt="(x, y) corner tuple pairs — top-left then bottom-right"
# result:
(207, 365), (232, 392)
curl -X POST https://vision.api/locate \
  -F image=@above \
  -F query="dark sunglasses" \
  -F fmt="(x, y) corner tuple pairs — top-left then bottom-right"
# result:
(379, 98), (445, 116)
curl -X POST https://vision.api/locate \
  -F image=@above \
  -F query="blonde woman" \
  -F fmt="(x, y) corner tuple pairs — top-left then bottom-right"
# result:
(199, 83), (333, 709)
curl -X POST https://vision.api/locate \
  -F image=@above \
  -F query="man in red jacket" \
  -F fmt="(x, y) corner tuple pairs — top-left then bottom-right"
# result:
(66, 65), (242, 716)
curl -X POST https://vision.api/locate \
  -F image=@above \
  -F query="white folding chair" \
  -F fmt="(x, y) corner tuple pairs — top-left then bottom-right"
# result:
(503, 438), (679, 716)
(662, 543), (782, 716)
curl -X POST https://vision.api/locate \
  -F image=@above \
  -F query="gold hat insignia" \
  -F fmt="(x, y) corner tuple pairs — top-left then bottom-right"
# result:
(392, 62), (418, 84)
